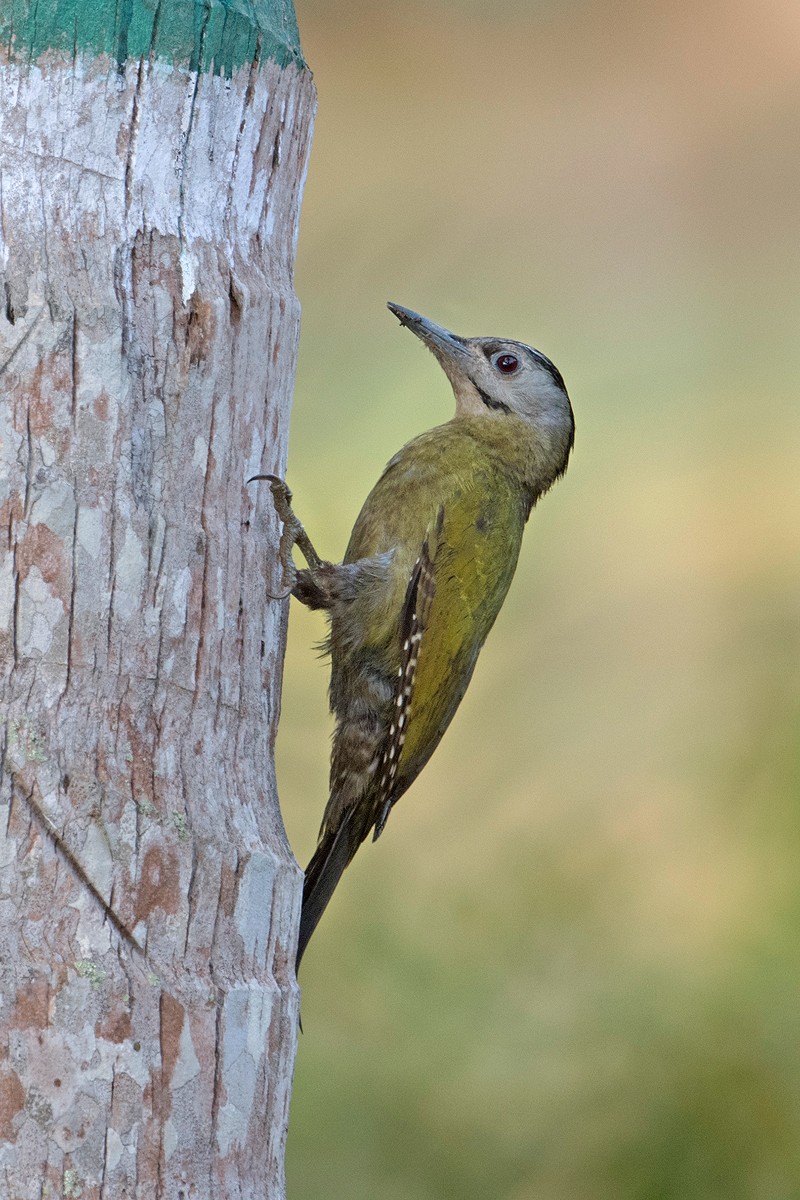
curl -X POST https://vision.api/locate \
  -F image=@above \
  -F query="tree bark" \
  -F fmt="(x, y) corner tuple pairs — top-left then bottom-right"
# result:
(0, 4), (315, 1196)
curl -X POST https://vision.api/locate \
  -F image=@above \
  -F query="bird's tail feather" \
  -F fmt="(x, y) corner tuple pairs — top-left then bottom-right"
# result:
(296, 813), (356, 971)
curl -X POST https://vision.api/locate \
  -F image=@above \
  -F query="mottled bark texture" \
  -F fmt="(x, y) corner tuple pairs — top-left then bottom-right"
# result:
(0, 38), (315, 1200)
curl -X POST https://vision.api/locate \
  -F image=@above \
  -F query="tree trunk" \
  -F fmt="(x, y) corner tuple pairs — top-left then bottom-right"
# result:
(0, 4), (315, 1196)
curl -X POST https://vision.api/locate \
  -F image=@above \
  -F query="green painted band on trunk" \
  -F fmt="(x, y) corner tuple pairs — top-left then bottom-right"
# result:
(0, 0), (304, 74)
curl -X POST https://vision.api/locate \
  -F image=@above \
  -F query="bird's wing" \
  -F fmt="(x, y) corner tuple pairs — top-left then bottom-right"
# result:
(372, 477), (525, 834)
(372, 507), (443, 838)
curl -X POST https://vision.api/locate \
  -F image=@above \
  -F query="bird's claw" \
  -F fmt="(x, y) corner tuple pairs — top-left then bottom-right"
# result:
(260, 475), (295, 525)
(248, 473), (323, 597)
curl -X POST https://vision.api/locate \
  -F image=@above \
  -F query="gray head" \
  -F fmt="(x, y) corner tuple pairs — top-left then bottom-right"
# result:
(388, 302), (574, 482)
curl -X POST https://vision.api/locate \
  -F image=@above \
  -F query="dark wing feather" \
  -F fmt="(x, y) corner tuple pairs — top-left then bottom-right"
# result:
(372, 507), (443, 840)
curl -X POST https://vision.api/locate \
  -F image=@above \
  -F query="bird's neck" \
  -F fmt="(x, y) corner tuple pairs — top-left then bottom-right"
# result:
(449, 413), (565, 514)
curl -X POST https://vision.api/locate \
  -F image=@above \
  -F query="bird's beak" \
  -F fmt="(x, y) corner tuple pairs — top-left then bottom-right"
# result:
(387, 303), (469, 368)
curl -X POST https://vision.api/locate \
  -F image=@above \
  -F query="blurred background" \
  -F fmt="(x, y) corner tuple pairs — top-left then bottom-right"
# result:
(279, 1), (800, 1196)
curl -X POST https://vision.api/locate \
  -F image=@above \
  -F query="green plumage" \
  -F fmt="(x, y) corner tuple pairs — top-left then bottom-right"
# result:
(282, 305), (574, 969)
(334, 415), (533, 812)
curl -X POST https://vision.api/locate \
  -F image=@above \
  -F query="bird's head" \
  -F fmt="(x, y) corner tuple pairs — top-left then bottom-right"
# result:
(387, 302), (574, 485)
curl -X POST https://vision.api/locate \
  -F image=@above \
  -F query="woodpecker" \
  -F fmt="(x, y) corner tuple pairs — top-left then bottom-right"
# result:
(254, 303), (574, 970)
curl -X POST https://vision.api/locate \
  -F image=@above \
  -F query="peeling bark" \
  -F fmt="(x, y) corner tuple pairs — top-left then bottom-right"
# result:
(0, 42), (315, 1200)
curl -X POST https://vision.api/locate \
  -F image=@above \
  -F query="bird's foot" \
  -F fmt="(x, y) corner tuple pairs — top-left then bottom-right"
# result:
(248, 474), (324, 599)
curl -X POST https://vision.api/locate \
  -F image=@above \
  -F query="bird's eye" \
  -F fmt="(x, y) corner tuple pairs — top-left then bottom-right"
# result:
(492, 353), (519, 375)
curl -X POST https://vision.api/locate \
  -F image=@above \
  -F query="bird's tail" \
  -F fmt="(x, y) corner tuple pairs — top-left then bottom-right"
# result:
(296, 813), (357, 972)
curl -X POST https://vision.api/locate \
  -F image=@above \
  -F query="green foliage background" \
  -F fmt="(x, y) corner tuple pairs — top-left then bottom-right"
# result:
(281, 2), (800, 1195)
